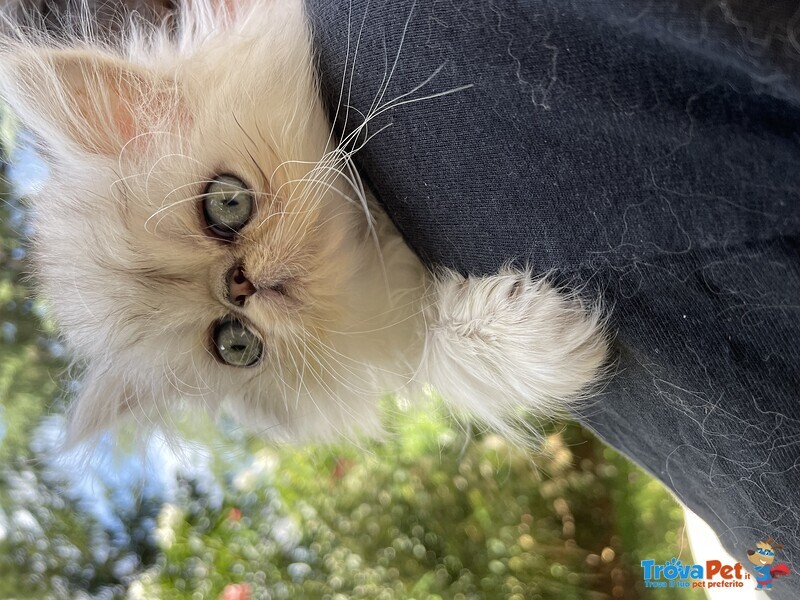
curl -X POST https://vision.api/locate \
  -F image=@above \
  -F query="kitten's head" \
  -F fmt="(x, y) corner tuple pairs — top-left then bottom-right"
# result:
(1, 0), (382, 442)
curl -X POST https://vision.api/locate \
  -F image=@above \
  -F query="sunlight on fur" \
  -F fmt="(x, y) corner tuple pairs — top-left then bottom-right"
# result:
(0, 0), (609, 449)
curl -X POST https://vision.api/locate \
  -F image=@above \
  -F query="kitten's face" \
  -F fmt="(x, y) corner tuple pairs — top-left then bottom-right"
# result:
(1, 0), (381, 441)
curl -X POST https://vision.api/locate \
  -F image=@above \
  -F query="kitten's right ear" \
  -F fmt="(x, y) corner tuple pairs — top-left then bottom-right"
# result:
(0, 49), (185, 159)
(65, 366), (156, 445)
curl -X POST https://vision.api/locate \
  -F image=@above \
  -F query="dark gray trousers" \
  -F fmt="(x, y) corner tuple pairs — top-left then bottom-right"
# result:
(304, 1), (800, 595)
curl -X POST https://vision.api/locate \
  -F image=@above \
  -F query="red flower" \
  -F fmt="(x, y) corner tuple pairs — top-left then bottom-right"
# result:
(332, 457), (351, 479)
(221, 583), (251, 600)
(228, 508), (242, 522)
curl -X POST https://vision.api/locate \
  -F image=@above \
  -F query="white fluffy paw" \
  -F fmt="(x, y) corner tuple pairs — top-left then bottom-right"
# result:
(424, 267), (608, 442)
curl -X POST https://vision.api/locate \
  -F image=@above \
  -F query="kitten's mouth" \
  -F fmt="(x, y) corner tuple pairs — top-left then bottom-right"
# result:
(226, 265), (295, 307)
(268, 281), (288, 296)
(225, 263), (300, 309)
(257, 278), (298, 307)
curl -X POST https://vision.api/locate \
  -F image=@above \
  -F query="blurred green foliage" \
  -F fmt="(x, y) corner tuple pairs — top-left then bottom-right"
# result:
(133, 420), (702, 600)
(0, 102), (704, 599)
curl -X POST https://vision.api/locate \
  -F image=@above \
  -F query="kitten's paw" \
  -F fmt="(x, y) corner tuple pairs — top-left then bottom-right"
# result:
(425, 267), (608, 442)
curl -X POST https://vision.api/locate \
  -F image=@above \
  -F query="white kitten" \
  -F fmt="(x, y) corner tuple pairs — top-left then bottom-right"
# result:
(0, 0), (608, 446)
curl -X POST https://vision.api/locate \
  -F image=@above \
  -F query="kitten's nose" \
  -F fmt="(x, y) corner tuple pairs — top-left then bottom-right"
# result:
(227, 264), (256, 307)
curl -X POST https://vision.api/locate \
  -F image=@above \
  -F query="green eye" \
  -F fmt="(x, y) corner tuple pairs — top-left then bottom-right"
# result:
(202, 174), (253, 240)
(212, 318), (263, 367)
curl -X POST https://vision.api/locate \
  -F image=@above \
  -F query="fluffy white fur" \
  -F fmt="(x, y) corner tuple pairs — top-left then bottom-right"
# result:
(0, 0), (609, 446)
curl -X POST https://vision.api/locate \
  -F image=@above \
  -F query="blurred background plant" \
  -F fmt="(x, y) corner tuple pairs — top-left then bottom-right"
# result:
(0, 101), (704, 599)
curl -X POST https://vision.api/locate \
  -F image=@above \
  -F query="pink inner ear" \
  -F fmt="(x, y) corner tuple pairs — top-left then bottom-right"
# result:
(109, 90), (191, 156)
(104, 72), (185, 154)
(59, 57), (188, 156)
(5, 51), (189, 160)
(113, 101), (138, 146)
(209, 0), (248, 25)
(110, 87), (166, 151)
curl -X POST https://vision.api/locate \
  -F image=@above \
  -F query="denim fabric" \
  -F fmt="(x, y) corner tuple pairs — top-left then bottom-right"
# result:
(305, 0), (800, 592)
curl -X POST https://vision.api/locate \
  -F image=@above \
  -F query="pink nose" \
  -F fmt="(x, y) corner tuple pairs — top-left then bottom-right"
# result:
(227, 265), (256, 306)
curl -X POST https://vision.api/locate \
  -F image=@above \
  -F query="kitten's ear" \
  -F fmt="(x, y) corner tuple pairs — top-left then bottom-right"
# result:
(65, 368), (151, 444)
(0, 50), (184, 158)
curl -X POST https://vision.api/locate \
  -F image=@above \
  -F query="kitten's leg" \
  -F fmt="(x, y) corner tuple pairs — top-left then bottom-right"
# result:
(424, 267), (608, 443)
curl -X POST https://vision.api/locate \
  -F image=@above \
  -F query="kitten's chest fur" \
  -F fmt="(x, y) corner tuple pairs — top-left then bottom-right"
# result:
(327, 195), (430, 395)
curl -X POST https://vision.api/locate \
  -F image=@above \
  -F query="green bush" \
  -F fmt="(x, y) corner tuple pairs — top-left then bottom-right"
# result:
(131, 415), (701, 600)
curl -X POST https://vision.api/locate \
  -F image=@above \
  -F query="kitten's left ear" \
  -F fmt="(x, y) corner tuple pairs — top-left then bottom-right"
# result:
(0, 50), (185, 158)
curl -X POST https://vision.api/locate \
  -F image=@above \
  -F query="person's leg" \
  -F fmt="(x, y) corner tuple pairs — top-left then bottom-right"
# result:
(304, 3), (800, 597)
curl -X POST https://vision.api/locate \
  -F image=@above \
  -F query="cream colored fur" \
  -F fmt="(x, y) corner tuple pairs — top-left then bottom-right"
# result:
(0, 0), (609, 446)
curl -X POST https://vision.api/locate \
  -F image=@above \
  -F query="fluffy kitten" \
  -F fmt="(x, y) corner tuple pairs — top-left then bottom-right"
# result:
(0, 0), (608, 446)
